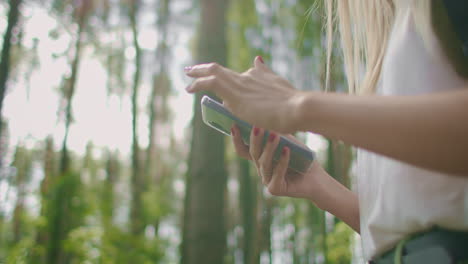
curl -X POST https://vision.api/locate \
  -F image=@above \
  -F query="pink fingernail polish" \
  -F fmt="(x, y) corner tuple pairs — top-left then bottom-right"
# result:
(253, 127), (260, 136)
(269, 133), (276, 142)
(258, 56), (264, 64)
(184, 66), (192, 72)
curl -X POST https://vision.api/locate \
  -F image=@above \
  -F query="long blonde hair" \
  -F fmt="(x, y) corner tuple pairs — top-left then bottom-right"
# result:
(326, 0), (432, 94)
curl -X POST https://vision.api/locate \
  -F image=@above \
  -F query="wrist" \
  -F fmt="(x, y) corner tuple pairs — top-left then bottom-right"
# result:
(303, 165), (361, 232)
(300, 163), (332, 210)
(288, 91), (319, 132)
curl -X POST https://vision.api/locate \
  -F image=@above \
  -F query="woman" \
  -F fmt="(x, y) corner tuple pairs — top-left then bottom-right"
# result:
(185, 1), (468, 263)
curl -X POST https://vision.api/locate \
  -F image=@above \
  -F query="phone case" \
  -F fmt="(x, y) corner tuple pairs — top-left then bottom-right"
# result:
(201, 95), (314, 173)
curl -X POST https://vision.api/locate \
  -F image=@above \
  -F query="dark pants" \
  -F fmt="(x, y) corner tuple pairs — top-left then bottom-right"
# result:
(370, 228), (468, 264)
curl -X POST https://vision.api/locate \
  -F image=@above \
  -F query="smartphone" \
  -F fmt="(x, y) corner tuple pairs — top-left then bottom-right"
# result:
(201, 95), (314, 173)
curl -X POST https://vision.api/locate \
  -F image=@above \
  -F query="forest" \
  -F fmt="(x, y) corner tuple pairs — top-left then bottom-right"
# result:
(0, 0), (360, 263)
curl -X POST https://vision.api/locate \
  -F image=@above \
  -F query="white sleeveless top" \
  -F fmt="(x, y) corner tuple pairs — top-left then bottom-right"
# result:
(357, 4), (468, 261)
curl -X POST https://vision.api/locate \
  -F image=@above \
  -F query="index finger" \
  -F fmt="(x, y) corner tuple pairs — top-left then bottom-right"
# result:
(185, 62), (226, 78)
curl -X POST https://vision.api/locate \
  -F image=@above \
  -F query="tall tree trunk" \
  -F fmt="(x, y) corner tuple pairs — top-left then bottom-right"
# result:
(146, 0), (171, 176)
(320, 210), (329, 264)
(238, 158), (257, 264)
(145, 0), (172, 234)
(11, 145), (32, 244)
(51, 3), (90, 263)
(292, 202), (300, 264)
(0, 0), (21, 154)
(145, 0), (171, 196)
(129, 1), (145, 236)
(0, 121), (8, 174)
(181, 0), (229, 263)
(59, 10), (87, 174)
(103, 151), (119, 227)
(306, 203), (322, 264)
(30, 137), (55, 263)
(262, 197), (274, 264)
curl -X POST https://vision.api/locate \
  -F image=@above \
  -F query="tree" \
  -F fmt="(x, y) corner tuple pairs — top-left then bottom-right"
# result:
(11, 144), (33, 244)
(181, 0), (229, 263)
(58, 0), (92, 174)
(226, 0), (261, 262)
(30, 136), (57, 263)
(238, 159), (258, 264)
(46, 1), (93, 263)
(126, 0), (145, 236)
(145, 0), (172, 233)
(102, 151), (120, 230)
(0, 0), (22, 154)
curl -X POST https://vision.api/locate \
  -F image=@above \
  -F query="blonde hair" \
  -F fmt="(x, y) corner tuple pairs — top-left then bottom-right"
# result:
(326, 0), (432, 94)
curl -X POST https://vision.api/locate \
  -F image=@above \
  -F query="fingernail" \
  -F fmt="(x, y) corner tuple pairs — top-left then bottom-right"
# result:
(282, 147), (289, 155)
(184, 66), (192, 72)
(253, 127), (260, 136)
(269, 133), (276, 142)
(185, 85), (192, 92)
(258, 56), (264, 64)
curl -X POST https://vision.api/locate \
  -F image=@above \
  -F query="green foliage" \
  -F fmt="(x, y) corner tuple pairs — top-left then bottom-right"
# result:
(11, 144), (33, 185)
(5, 237), (35, 264)
(63, 225), (164, 264)
(63, 227), (102, 264)
(326, 221), (354, 264)
(294, 0), (323, 58)
(142, 179), (174, 226)
(99, 227), (163, 264)
(227, 0), (259, 71)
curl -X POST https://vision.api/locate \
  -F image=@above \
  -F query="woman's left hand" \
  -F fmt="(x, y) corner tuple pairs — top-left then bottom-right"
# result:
(185, 56), (303, 134)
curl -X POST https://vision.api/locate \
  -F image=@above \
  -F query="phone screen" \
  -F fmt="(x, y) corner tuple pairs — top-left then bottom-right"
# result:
(201, 96), (314, 173)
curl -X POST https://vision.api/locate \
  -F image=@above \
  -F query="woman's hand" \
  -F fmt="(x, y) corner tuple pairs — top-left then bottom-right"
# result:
(185, 56), (304, 134)
(231, 125), (361, 232)
(230, 124), (324, 200)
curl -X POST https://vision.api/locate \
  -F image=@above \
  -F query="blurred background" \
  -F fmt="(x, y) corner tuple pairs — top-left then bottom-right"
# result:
(0, 0), (361, 263)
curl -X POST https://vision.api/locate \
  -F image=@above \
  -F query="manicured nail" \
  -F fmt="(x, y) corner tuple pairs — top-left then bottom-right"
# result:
(282, 147), (289, 155)
(253, 127), (260, 136)
(184, 66), (192, 72)
(258, 56), (264, 64)
(269, 133), (276, 142)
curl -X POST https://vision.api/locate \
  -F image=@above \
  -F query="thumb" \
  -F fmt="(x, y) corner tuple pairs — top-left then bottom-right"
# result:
(254, 56), (273, 73)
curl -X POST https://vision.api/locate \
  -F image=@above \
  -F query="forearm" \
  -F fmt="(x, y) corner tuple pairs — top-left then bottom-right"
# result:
(293, 89), (468, 176)
(308, 167), (360, 233)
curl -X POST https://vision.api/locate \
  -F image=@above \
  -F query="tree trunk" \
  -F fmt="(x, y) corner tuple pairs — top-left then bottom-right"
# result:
(181, 0), (229, 263)
(264, 197), (274, 263)
(145, 0), (171, 203)
(59, 9), (87, 174)
(11, 145), (32, 244)
(0, 0), (21, 153)
(30, 137), (55, 263)
(238, 158), (257, 264)
(320, 210), (329, 264)
(129, 1), (145, 236)
(306, 204), (322, 264)
(145, 0), (172, 235)
(51, 3), (89, 263)
(103, 151), (119, 227)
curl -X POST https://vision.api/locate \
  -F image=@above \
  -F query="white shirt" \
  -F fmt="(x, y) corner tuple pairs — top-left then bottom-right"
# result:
(357, 4), (468, 261)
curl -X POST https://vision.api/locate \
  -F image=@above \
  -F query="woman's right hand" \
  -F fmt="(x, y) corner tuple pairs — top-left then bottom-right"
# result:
(230, 125), (326, 200)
